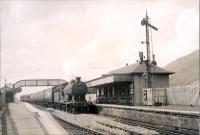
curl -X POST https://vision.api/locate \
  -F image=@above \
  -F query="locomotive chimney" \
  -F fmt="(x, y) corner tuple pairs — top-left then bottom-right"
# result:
(76, 77), (81, 82)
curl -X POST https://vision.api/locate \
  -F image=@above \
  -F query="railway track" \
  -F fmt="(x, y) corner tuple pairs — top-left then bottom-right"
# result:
(32, 104), (48, 111)
(51, 113), (105, 135)
(32, 104), (105, 135)
(54, 117), (88, 134)
(97, 121), (141, 135)
(31, 104), (158, 134)
(104, 115), (195, 135)
(32, 104), (138, 134)
(32, 103), (194, 135)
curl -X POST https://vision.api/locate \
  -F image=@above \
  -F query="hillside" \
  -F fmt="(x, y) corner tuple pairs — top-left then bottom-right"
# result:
(165, 50), (199, 86)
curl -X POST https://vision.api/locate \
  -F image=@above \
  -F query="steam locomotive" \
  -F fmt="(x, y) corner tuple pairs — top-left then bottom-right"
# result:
(20, 77), (96, 113)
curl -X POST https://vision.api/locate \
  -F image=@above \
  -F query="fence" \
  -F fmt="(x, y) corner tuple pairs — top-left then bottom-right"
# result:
(166, 86), (200, 106)
(152, 88), (168, 105)
(149, 86), (200, 106)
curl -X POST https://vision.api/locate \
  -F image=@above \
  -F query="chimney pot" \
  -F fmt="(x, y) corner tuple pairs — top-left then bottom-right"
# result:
(76, 77), (81, 82)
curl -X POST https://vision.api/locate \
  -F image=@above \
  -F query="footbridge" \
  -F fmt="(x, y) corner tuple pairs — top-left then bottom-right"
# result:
(14, 79), (67, 92)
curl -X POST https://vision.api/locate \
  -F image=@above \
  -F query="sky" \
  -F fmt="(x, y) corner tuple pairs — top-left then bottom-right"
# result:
(0, 0), (199, 96)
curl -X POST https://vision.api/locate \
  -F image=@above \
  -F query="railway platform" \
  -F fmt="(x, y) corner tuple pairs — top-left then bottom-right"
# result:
(96, 104), (200, 134)
(4, 102), (45, 135)
(97, 104), (200, 114)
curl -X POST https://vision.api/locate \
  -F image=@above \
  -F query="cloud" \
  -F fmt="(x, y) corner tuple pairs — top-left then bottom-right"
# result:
(155, 8), (199, 66)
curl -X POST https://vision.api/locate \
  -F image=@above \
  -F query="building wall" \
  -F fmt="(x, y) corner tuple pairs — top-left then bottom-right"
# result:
(133, 74), (145, 105)
(152, 74), (169, 88)
(133, 74), (170, 105)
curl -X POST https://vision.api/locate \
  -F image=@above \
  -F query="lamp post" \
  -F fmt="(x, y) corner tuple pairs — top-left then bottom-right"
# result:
(2, 78), (7, 106)
(13, 84), (15, 103)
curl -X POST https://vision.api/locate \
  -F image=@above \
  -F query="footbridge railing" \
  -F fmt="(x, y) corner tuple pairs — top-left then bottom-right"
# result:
(14, 79), (67, 92)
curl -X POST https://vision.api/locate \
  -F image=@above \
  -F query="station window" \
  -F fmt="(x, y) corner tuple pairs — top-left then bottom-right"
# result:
(130, 84), (134, 95)
(109, 87), (112, 96)
(119, 85), (131, 97)
(112, 86), (115, 95)
(97, 89), (99, 96)
(126, 86), (131, 97)
(99, 88), (101, 96)
(107, 88), (110, 96)
(104, 88), (107, 97)
(101, 88), (104, 95)
(127, 86), (130, 97)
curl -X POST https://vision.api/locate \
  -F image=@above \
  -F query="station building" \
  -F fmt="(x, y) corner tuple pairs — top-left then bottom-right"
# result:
(86, 62), (174, 105)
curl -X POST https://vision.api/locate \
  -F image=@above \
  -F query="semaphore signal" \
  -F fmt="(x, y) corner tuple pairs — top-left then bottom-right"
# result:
(141, 11), (158, 88)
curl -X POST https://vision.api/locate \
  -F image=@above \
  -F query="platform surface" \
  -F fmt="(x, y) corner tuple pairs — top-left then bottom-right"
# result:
(5, 102), (45, 135)
(96, 104), (200, 115)
(24, 102), (68, 135)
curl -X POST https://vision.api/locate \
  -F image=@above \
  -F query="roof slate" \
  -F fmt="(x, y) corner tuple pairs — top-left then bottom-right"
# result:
(106, 63), (174, 75)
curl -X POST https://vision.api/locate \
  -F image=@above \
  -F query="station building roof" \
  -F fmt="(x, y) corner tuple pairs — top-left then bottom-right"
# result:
(86, 63), (174, 88)
(105, 63), (174, 75)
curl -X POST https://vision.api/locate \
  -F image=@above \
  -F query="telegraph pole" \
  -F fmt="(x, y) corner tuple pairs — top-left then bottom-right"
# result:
(141, 11), (158, 88)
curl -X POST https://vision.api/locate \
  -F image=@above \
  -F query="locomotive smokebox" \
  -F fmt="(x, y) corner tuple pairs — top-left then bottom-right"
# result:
(63, 77), (88, 96)
(76, 77), (81, 82)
